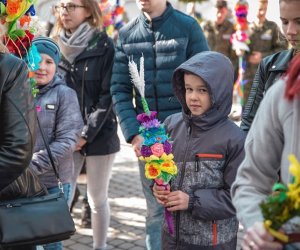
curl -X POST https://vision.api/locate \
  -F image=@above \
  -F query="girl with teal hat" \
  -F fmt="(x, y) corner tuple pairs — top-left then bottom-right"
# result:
(29, 36), (83, 250)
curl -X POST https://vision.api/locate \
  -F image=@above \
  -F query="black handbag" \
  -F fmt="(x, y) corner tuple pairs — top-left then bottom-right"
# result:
(0, 117), (76, 247)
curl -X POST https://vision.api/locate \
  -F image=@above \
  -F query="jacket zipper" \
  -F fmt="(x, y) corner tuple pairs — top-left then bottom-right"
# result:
(81, 60), (88, 118)
(149, 21), (159, 113)
(195, 155), (200, 172)
(175, 122), (192, 247)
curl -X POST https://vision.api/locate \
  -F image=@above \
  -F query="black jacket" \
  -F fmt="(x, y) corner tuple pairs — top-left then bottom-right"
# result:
(0, 53), (45, 199)
(59, 31), (120, 156)
(241, 49), (294, 132)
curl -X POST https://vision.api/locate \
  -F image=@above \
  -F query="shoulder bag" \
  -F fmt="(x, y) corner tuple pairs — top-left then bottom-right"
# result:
(0, 116), (76, 247)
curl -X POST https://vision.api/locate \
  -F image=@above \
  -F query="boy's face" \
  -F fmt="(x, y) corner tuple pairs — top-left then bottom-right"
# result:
(34, 53), (56, 86)
(184, 73), (212, 116)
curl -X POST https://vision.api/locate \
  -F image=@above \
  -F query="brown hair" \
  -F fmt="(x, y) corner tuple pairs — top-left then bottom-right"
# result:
(54, 0), (103, 34)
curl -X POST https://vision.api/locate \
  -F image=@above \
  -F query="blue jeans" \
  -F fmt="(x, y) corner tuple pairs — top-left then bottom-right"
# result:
(284, 245), (300, 250)
(138, 160), (163, 250)
(42, 183), (72, 250)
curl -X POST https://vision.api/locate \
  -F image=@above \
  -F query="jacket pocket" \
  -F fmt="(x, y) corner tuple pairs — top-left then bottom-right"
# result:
(192, 153), (225, 189)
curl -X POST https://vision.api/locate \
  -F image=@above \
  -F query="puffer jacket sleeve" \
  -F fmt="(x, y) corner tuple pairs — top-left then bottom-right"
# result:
(240, 60), (268, 132)
(190, 134), (245, 221)
(0, 55), (35, 191)
(81, 38), (115, 143)
(111, 36), (140, 143)
(186, 20), (210, 58)
(30, 87), (83, 175)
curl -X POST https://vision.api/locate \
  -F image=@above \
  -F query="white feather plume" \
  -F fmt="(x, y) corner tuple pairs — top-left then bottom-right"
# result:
(128, 56), (145, 98)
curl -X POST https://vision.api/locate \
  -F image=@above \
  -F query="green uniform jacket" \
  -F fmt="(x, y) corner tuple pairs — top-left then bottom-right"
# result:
(202, 19), (237, 68)
(243, 19), (288, 103)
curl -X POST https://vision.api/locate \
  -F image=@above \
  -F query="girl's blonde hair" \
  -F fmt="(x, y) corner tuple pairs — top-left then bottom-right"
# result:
(53, 0), (103, 35)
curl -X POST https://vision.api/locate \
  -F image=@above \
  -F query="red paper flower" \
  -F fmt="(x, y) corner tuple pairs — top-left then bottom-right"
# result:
(150, 143), (164, 157)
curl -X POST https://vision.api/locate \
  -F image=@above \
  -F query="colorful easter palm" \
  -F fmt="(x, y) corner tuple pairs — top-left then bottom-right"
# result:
(99, 0), (125, 39)
(230, 0), (250, 107)
(128, 56), (178, 235)
(0, 0), (42, 96)
(260, 154), (300, 243)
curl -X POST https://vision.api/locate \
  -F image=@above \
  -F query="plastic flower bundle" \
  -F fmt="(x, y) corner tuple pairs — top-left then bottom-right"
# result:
(230, 0), (250, 106)
(128, 56), (178, 234)
(0, 0), (39, 57)
(99, 0), (125, 39)
(260, 154), (300, 244)
(0, 0), (42, 96)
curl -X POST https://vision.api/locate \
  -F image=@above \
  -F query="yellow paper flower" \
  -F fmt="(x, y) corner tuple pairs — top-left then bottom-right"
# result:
(6, 0), (31, 22)
(145, 162), (161, 179)
(160, 153), (174, 161)
(287, 154), (300, 209)
(143, 155), (160, 163)
(264, 220), (289, 243)
(288, 154), (300, 185)
(160, 160), (177, 175)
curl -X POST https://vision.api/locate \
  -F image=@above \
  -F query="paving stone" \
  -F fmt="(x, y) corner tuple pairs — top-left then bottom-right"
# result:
(67, 243), (92, 250)
(118, 242), (135, 249)
(64, 132), (243, 250)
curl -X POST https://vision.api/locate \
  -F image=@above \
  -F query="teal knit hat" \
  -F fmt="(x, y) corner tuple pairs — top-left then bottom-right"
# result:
(32, 37), (61, 65)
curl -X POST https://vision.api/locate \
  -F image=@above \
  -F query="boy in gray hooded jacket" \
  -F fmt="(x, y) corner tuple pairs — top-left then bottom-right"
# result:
(153, 51), (245, 249)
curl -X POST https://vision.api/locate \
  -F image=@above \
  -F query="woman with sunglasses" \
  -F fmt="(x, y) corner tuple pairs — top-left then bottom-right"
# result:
(53, 1), (120, 250)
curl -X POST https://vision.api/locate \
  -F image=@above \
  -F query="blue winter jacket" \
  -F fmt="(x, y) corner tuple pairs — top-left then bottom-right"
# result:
(111, 2), (209, 143)
(30, 75), (83, 188)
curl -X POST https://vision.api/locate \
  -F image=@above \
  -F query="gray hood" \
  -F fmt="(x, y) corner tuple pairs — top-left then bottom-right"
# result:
(172, 51), (234, 130)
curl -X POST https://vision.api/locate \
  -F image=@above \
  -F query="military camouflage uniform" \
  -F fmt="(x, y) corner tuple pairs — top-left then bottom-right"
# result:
(243, 19), (288, 105)
(202, 19), (237, 69)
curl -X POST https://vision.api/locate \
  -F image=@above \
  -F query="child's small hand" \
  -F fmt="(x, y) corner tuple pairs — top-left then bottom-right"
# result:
(166, 191), (189, 212)
(152, 184), (170, 205)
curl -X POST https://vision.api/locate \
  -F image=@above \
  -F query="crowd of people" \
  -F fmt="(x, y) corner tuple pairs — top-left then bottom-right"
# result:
(0, 0), (299, 250)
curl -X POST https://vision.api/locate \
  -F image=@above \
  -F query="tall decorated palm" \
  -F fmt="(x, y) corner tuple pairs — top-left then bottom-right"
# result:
(230, 0), (250, 108)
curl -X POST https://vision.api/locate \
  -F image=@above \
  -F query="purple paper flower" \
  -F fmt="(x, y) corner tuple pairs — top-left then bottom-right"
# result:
(141, 145), (152, 157)
(163, 141), (172, 154)
(142, 119), (161, 129)
(137, 111), (157, 123)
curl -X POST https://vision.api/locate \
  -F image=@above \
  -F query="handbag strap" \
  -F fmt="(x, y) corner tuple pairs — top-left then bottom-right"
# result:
(36, 115), (64, 193)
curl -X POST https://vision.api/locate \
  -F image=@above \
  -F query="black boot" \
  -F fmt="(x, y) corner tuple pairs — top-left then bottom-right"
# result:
(81, 198), (91, 228)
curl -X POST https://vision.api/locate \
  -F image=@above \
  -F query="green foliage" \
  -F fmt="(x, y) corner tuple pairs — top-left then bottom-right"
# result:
(0, 2), (6, 14)
(260, 183), (299, 230)
(30, 78), (39, 97)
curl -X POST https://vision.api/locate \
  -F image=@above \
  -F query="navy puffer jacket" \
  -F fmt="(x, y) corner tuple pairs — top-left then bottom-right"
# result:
(111, 2), (209, 143)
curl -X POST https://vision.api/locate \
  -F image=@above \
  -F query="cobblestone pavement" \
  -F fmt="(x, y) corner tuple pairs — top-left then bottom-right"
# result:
(63, 130), (244, 250)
